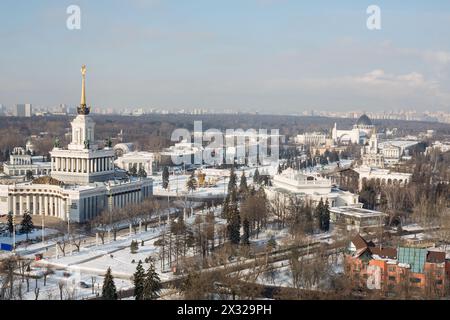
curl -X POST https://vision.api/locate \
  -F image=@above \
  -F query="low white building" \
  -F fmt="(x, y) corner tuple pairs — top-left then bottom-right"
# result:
(354, 166), (411, 190)
(426, 141), (450, 154)
(330, 206), (387, 232)
(294, 132), (327, 146)
(267, 168), (360, 208)
(115, 151), (154, 175)
(3, 147), (51, 177)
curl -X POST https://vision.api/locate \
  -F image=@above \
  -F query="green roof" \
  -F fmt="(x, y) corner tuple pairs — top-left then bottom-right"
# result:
(397, 247), (427, 273)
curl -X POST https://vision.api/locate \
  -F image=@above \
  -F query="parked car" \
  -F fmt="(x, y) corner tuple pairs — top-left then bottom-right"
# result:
(79, 281), (90, 288)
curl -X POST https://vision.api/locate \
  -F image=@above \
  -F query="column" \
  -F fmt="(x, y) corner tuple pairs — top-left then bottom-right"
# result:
(26, 195), (31, 213)
(19, 195), (23, 215)
(56, 198), (60, 219)
(39, 195), (43, 215)
(44, 195), (49, 216)
(12, 195), (17, 216)
(94, 158), (97, 172)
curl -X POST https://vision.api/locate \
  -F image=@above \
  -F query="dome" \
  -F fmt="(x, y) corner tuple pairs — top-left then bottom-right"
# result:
(356, 114), (372, 126)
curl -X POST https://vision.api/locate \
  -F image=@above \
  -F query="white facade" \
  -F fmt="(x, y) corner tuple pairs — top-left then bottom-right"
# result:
(267, 168), (360, 208)
(354, 166), (411, 190)
(0, 178), (152, 222)
(0, 66), (153, 222)
(115, 151), (154, 175)
(3, 147), (51, 177)
(50, 111), (115, 184)
(426, 141), (450, 154)
(332, 114), (374, 145)
(295, 132), (327, 146)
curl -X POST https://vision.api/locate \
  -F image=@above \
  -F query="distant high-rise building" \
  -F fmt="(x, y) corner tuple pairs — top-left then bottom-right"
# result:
(15, 103), (32, 117)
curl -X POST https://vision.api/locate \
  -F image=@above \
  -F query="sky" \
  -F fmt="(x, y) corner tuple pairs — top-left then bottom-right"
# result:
(0, 0), (450, 114)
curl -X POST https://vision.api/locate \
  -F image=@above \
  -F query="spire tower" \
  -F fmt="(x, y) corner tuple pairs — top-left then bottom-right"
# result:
(77, 65), (90, 115)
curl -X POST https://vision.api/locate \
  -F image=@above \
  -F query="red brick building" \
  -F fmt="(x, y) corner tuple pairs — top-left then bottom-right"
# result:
(345, 235), (449, 297)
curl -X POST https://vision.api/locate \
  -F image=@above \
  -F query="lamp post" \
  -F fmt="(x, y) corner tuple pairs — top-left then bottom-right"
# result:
(12, 215), (16, 253)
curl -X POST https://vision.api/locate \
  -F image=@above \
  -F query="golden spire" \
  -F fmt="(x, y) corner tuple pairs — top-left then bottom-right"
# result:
(78, 65), (90, 115)
(81, 65), (86, 106)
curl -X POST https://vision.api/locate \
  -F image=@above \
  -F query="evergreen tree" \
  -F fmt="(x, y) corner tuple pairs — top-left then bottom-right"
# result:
(314, 198), (324, 232)
(242, 218), (250, 245)
(25, 170), (34, 181)
(20, 211), (34, 240)
(239, 171), (248, 194)
(228, 167), (237, 193)
(186, 171), (197, 192)
(162, 167), (170, 189)
(277, 164), (282, 174)
(303, 204), (314, 234)
(133, 260), (145, 300)
(138, 167), (147, 178)
(322, 199), (331, 232)
(7, 211), (14, 237)
(227, 190), (241, 245)
(102, 267), (118, 300)
(253, 168), (260, 185)
(142, 263), (162, 300)
(129, 164), (137, 177)
(221, 195), (230, 220)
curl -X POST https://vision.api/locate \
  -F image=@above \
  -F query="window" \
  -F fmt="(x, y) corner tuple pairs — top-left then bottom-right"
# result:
(409, 277), (421, 284)
(389, 276), (396, 281)
(435, 280), (443, 285)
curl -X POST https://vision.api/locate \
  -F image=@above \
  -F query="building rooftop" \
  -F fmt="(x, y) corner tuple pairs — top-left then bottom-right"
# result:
(356, 114), (373, 126)
(330, 206), (387, 218)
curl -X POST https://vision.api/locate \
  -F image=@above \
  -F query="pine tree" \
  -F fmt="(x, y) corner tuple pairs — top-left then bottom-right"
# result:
(228, 208), (241, 245)
(138, 167), (147, 178)
(303, 204), (314, 234)
(102, 267), (118, 300)
(315, 198), (324, 232)
(227, 190), (241, 245)
(142, 263), (161, 300)
(186, 171), (197, 192)
(253, 168), (260, 185)
(133, 260), (145, 300)
(7, 211), (14, 237)
(322, 199), (330, 232)
(25, 170), (34, 181)
(242, 218), (250, 245)
(239, 171), (248, 194)
(162, 167), (170, 189)
(228, 167), (237, 193)
(20, 211), (34, 240)
(129, 164), (137, 177)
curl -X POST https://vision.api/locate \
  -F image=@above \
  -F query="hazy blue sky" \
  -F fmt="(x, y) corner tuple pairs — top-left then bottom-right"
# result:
(1, 0), (449, 113)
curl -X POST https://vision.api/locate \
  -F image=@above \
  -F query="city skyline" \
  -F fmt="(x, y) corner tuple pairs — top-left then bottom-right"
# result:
(1, 0), (450, 113)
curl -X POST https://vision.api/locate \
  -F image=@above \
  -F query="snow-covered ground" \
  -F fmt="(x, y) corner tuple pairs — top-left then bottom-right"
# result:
(0, 227), (59, 246)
